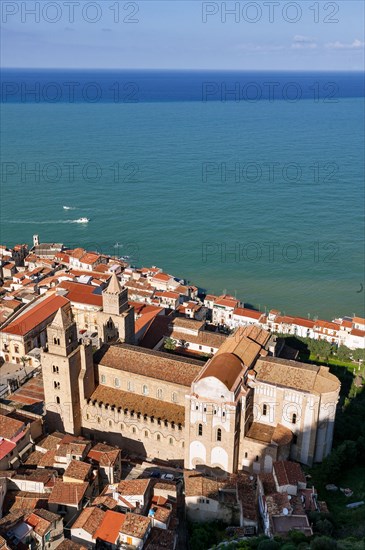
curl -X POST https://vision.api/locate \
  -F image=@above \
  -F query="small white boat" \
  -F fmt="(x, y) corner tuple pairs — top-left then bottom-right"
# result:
(76, 217), (90, 224)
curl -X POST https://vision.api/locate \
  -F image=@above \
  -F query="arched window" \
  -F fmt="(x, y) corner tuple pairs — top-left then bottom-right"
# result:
(263, 404), (268, 416)
(182, 441), (185, 448)
(217, 428), (222, 442)
(255, 455), (259, 462)
(169, 437), (173, 445)
(114, 378), (120, 388)
(157, 434), (161, 441)
(171, 392), (177, 403)
(54, 381), (60, 390)
(157, 388), (163, 399)
(132, 427), (136, 434)
(108, 420), (112, 427)
(144, 430), (148, 438)
(142, 385), (148, 396)
(52, 365), (59, 374)
(56, 396), (60, 404)
(292, 413), (297, 424)
(244, 452), (248, 458)
(198, 424), (203, 436)
(97, 417), (101, 424)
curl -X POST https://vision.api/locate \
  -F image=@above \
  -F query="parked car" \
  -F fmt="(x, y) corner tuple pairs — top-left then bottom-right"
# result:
(150, 471), (160, 478)
(161, 473), (174, 481)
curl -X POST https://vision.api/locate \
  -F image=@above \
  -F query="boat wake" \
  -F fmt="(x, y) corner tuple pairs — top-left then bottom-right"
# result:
(4, 219), (90, 225)
(63, 206), (76, 210)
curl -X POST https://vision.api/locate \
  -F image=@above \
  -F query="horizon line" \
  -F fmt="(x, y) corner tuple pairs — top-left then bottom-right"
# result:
(2, 67), (365, 73)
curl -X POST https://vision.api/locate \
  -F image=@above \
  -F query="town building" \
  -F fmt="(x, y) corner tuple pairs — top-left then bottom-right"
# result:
(42, 315), (340, 474)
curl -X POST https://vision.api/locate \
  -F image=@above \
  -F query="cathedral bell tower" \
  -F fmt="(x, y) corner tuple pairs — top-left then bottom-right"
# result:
(41, 307), (94, 435)
(97, 273), (135, 345)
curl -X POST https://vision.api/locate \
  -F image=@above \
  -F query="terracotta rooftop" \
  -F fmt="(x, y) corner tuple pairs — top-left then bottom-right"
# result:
(94, 344), (204, 387)
(0, 414), (24, 440)
(184, 471), (231, 499)
(56, 539), (87, 550)
(246, 422), (293, 446)
(139, 314), (174, 350)
(151, 273), (171, 282)
(71, 506), (105, 535)
(120, 512), (150, 539)
(215, 326), (269, 368)
(169, 316), (202, 330)
(0, 440), (16, 461)
(57, 281), (103, 307)
(48, 480), (88, 505)
(90, 385), (185, 424)
(94, 510), (126, 544)
(26, 512), (52, 536)
(64, 460), (91, 481)
(271, 514), (312, 537)
(254, 357), (340, 394)
(80, 253), (101, 265)
(38, 451), (56, 468)
(145, 527), (176, 549)
(37, 433), (62, 450)
(233, 307), (263, 320)
(258, 472), (276, 494)
(236, 473), (258, 522)
(117, 479), (151, 496)
(197, 352), (244, 390)
(2, 294), (70, 336)
(168, 329), (226, 349)
(214, 296), (239, 308)
(273, 461), (306, 487)
(87, 443), (120, 466)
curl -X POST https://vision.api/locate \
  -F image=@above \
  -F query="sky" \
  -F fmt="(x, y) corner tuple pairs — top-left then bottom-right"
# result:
(1, 0), (364, 70)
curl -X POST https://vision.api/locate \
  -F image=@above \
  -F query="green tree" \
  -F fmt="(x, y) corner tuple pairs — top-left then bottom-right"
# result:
(310, 536), (338, 550)
(336, 345), (352, 362)
(315, 519), (334, 537)
(352, 348), (365, 363)
(257, 541), (280, 550)
(163, 337), (176, 351)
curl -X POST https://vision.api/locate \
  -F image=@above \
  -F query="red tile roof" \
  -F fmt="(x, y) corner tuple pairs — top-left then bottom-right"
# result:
(2, 295), (70, 336)
(273, 460), (306, 487)
(57, 281), (103, 307)
(151, 273), (171, 282)
(48, 480), (88, 505)
(233, 307), (262, 320)
(0, 413), (25, 439)
(0, 440), (16, 461)
(94, 511), (126, 544)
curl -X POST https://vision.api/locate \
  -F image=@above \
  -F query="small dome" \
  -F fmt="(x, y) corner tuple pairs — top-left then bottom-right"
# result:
(200, 353), (244, 389)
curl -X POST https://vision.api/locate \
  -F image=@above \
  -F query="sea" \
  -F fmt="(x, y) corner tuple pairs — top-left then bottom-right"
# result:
(1, 69), (364, 320)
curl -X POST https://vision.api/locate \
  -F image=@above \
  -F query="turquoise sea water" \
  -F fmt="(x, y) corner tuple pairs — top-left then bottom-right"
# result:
(1, 72), (364, 319)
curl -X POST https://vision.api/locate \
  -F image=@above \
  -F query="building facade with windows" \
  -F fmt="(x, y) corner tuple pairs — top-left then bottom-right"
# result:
(42, 313), (340, 474)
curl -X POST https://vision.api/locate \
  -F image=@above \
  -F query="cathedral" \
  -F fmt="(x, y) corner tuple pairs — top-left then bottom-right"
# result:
(41, 277), (340, 474)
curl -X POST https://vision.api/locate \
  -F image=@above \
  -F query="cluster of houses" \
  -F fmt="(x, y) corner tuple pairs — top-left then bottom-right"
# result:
(0, 238), (363, 371)
(0, 236), (351, 548)
(0, 402), (326, 549)
(0, 408), (181, 549)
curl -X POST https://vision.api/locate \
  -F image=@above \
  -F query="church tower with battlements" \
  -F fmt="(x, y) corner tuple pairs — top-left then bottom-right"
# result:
(41, 307), (94, 435)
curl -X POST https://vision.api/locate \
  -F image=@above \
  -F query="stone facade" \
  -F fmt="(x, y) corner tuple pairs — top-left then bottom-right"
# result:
(43, 317), (341, 474)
